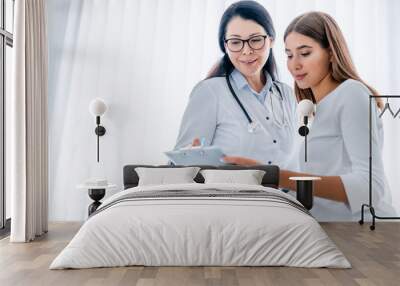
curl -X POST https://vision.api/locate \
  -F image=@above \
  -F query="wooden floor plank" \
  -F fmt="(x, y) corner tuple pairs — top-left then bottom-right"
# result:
(0, 222), (399, 286)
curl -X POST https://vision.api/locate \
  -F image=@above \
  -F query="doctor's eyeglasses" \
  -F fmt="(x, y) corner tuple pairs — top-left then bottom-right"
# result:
(224, 35), (269, 52)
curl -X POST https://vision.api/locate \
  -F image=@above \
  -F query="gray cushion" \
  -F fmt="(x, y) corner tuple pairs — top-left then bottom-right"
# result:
(123, 165), (280, 189)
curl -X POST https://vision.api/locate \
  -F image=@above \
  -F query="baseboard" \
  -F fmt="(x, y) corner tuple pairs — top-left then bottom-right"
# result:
(0, 218), (11, 239)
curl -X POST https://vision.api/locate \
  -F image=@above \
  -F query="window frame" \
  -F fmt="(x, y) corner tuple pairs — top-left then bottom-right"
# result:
(0, 0), (13, 233)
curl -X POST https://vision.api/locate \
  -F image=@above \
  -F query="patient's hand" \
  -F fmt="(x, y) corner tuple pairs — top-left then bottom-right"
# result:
(192, 138), (201, 147)
(223, 156), (261, 166)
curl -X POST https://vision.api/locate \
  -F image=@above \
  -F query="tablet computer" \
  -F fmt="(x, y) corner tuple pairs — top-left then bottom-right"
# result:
(165, 146), (226, 166)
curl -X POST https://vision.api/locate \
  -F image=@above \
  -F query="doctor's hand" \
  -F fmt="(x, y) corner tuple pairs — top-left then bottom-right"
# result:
(222, 156), (261, 166)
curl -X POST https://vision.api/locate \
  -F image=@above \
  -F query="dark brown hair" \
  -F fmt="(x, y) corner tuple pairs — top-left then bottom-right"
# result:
(206, 1), (278, 81)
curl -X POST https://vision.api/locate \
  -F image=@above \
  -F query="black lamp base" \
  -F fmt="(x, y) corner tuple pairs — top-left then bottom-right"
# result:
(298, 126), (309, 136)
(95, 126), (106, 136)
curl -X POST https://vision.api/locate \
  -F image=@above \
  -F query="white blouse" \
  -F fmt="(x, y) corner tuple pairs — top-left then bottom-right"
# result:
(287, 79), (395, 221)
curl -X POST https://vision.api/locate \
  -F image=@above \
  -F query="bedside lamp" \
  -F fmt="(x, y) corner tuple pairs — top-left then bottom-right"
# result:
(297, 99), (315, 162)
(292, 99), (320, 210)
(89, 98), (107, 162)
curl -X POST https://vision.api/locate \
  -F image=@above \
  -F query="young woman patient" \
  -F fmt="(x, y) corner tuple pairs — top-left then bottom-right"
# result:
(229, 11), (394, 221)
(281, 11), (394, 221)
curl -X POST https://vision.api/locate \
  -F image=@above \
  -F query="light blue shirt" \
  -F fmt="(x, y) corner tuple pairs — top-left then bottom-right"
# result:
(175, 69), (298, 167)
(232, 68), (272, 104)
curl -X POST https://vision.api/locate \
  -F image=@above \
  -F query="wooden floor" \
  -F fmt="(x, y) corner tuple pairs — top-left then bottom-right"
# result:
(0, 222), (399, 286)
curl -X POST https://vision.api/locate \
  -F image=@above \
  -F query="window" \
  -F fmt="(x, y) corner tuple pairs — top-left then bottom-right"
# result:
(0, 0), (13, 235)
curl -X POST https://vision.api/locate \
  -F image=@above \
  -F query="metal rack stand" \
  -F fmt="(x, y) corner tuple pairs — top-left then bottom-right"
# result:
(359, 95), (400, 230)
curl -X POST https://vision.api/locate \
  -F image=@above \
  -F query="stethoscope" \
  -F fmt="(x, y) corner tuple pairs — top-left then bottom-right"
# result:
(225, 74), (288, 133)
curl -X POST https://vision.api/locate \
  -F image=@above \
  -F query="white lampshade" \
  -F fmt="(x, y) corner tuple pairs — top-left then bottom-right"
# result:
(297, 99), (315, 117)
(89, 98), (107, 116)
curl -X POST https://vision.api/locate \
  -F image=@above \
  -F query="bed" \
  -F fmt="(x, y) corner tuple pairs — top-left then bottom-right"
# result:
(50, 165), (350, 269)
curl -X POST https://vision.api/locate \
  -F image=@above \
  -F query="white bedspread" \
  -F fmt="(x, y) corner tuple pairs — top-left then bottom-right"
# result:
(50, 183), (351, 269)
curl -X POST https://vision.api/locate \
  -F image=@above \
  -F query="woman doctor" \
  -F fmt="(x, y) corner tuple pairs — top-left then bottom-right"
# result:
(175, 1), (297, 167)
(280, 12), (394, 221)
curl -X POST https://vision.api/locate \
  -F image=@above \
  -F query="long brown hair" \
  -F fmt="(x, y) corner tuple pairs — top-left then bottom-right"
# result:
(284, 12), (382, 108)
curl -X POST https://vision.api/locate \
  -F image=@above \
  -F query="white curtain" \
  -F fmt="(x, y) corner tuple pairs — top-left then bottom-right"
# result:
(47, 0), (400, 221)
(9, 0), (48, 242)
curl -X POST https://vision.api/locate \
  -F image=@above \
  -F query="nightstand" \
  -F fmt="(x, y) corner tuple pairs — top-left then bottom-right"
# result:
(77, 183), (116, 216)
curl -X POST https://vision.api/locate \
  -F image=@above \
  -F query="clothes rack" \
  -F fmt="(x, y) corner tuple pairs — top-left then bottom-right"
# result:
(359, 95), (400, 230)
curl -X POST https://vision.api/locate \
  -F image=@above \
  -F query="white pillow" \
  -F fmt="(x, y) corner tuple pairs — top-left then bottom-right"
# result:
(135, 167), (200, 186)
(200, 169), (266, 185)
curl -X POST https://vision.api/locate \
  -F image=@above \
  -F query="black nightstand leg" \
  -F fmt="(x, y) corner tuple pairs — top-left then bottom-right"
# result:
(296, 180), (314, 210)
(88, 189), (105, 216)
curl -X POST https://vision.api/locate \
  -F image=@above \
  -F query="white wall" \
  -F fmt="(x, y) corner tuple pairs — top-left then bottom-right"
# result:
(47, 0), (400, 221)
